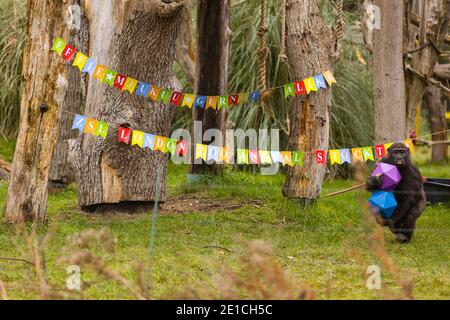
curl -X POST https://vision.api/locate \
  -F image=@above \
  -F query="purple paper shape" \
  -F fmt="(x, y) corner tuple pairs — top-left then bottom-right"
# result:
(371, 162), (402, 190)
(369, 191), (397, 219)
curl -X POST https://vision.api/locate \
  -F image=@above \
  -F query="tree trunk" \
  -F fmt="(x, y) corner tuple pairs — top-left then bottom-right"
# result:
(426, 85), (448, 162)
(282, 0), (337, 203)
(405, 0), (450, 130)
(6, 0), (69, 223)
(189, 0), (230, 175)
(74, 0), (184, 212)
(372, 0), (407, 143)
(49, 0), (89, 188)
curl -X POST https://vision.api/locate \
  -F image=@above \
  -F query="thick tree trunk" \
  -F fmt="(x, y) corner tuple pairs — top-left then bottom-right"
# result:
(373, 0), (407, 143)
(6, 0), (69, 223)
(426, 85), (448, 162)
(74, 0), (184, 212)
(405, 0), (450, 130)
(49, 0), (89, 188)
(282, 0), (337, 203)
(189, 0), (230, 175)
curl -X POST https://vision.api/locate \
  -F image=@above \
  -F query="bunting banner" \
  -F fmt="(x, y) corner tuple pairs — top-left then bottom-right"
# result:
(52, 37), (336, 112)
(70, 112), (414, 167)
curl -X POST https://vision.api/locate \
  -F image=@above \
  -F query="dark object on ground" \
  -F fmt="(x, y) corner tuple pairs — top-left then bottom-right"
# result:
(365, 143), (426, 243)
(423, 178), (450, 205)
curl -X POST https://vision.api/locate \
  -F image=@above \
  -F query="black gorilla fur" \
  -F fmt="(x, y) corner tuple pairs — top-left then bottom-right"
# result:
(366, 143), (426, 243)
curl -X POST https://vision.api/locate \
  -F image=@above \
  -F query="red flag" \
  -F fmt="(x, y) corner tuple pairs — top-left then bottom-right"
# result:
(62, 44), (76, 62)
(118, 127), (130, 144)
(176, 140), (188, 156)
(374, 144), (386, 159)
(294, 80), (307, 96)
(170, 91), (183, 107)
(315, 150), (326, 164)
(248, 150), (260, 164)
(228, 95), (239, 106)
(114, 74), (127, 90)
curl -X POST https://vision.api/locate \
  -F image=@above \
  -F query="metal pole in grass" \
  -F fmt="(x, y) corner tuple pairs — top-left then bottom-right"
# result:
(147, 164), (163, 295)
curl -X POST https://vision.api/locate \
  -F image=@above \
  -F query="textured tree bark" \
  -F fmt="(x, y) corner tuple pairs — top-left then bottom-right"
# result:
(425, 85), (448, 162)
(6, 0), (69, 223)
(282, 0), (337, 203)
(405, 0), (450, 130)
(189, 0), (230, 175)
(73, 0), (184, 212)
(176, 3), (196, 85)
(372, 0), (407, 143)
(49, 0), (89, 188)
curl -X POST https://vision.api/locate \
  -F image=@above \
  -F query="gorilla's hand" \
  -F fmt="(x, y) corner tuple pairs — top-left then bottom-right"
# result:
(376, 214), (389, 227)
(366, 174), (383, 191)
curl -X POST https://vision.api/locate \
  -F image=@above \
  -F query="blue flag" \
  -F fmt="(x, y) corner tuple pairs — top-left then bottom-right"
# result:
(72, 114), (86, 132)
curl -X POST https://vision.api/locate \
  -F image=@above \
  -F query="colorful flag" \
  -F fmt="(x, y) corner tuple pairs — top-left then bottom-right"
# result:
(292, 151), (304, 166)
(131, 130), (145, 147)
(93, 64), (107, 81)
(176, 140), (189, 156)
(158, 89), (173, 104)
(143, 133), (155, 149)
(239, 93), (250, 104)
(294, 81), (307, 96)
(322, 70), (337, 86)
(95, 121), (109, 138)
(51, 37), (66, 56)
(270, 151), (283, 164)
(229, 95), (239, 106)
(313, 74), (327, 89)
(82, 59), (97, 76)
(259, 150), (272, 165)
(135, 82), (151, 97)
(170, 92), (183, 107)
(206, 96), (218, 110)
(207, 145), (220, 162)
(362, 147), (375, 162)
(374, 144), (386, 159)
(248, 91), (260, 103)
(194, 96), (207, 109)
(154, 136), (168, 152)
(84, 118), (97, 135)
(148, 85), (161, 101)
(166, 138), (178, 155)
(61, 44), (76, 61)
(351, 148), (364, 163)
(219, 147), (231, 163)
(281, 151), (293, 166)
(114, 74), (127, 90)
(72, 52), (88, 71)
(103, 69), (117, 87)
(195, 144), (207, 160)
(340, 149), (351, 164)
(123, 77), (138, 94)
(329, 149), (341, 165)
(304, 78), (318, 94)
(248, 150), (260, 164)
(237, 149), (249, 164)
(118, 127), (131, 144)
(181, 94), (195, 108)
(384, 142), (394, 153)
(284, 83), (295, 98)
(315, 150), (326, 164)
(72, 114), (86, 132)
(218, 96), (228, 110)
(403, 139), (415, 154)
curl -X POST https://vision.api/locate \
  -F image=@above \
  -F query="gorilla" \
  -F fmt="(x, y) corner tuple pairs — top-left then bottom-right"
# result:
(366, 143), (426, 243)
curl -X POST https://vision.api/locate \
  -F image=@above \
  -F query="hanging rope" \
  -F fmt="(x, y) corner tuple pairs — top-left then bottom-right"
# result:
(278, 0), (288, 64)
(257, 0), (268, 94)
(334, 0), (344, 56)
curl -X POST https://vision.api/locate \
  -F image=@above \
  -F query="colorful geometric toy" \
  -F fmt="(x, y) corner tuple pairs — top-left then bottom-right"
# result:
(368, 191), (397, 219)
(371, 162), (402, 191)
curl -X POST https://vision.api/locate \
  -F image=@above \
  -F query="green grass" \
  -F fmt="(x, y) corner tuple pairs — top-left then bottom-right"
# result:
(0, 153), (449, 300)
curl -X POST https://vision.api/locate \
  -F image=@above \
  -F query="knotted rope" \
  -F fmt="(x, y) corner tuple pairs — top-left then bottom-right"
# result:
(334, 0), (344, 55)
(278, 0), (288, 64)
(257, 0), (268, 94)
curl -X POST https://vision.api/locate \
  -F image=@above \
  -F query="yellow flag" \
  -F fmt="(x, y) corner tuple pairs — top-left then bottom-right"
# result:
(239, 93), (249, 104)
(322, 70), (337, 86)
(84, 118), (97, 135)
(384, 142), (394, 153)
(148, 86), (161, 101)
(280, 151), (293, 166)
(403, 139), (415, 154)
(154, 136), (167, 152)
(131, 130), (145, 148)
(329, 149), (341, 165)
(195, 144), (208, 161)
(219, 147), (231, 163)
(93, 64), (107, 81)
(181, 94), (195, 108)
(351, 148), (364, 163)
(72, 52), (88, 71)
(122, 77), (138, 94)
(206, 96), (217, 110)
(304, 78), (317, 94)
(258, 150), (272, 165)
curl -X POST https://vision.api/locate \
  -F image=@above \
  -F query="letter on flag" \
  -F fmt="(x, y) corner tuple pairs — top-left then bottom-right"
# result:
(103, 69), (117, 87)
(351, 148), (364, 163)
(248, 150), (260, 164)
(237, 149), (249, 164)
(362, 147), (375, 162)
(84, 118), (97, 135)
(114, 74), (127, 90)
(195, 144), (207, 160)
(154, 136), (167, 152)
(322, 70), (337, 86)
(329, 149), (341, 165)
(72, 114), (86, 132)
(294, 81), (307, 96)
(340, 149), (351, 164)
(315, 150), (326, 164)
(143, 133), (155, 149)
(292, 151), (304, 166)
(181, 94), (195, 108)
(281, 151), (293, 166)
(118, 127), (131, 144)
(374, 144), (386, 159)
(51, 37), (66, 56)
(135, 83), (151, 97)
(95, 121), (109, 138)
(259, 151), (272, 165)
(131, 130), (145, 147)
(284, 83), (295, 98)
(72, 52), (88, 71)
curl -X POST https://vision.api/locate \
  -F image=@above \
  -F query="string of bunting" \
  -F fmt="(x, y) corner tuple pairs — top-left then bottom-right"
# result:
(70, 112), (416, 167)
(51, 37), (337, 109)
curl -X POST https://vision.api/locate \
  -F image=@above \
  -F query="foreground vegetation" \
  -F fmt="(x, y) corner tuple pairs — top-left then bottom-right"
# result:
(0, 147), (449, 299)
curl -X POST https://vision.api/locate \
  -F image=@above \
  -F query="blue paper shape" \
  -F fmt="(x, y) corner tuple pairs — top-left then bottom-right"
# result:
(71, 114), (86, 132)
(194, 96), (207, 109)
(82, 58), (97, 76)
(369, 191), (397, 219)
(143, 133), (155, 149)
(248, 91), (260, 103)
(135, 82), (151, 97)
(313, 74), (327, 89)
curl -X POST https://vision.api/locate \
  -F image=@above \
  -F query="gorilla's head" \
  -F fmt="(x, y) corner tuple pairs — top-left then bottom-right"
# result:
(387, 143), (411, 168)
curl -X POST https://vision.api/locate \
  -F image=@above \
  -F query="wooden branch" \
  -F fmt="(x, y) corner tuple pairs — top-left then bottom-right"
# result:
(325, 183), (366, 197)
